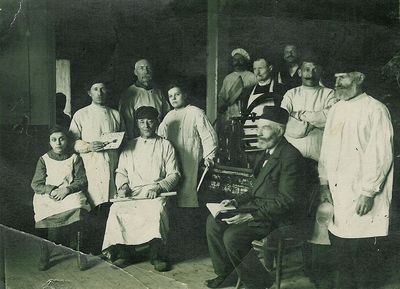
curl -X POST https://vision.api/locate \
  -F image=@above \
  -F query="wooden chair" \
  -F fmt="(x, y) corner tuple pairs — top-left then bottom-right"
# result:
(235, 225), (305, 289)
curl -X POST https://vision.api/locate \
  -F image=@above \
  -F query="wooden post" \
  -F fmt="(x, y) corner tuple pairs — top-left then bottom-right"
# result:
(206, 0), (219, 124)
(27, 0), (56, 126)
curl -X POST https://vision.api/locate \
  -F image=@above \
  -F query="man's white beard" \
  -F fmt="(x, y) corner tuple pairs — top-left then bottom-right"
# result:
(257, 138), (273, 150)
(140, 74), (152, 84)
(334, 85), (357, 101)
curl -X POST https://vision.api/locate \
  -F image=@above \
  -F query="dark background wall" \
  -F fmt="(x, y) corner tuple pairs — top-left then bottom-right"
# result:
(217, 0), (400, 96)
(1, 0), (400, 232)
(51, 0), (400, 115)
(0, 0), (55, 126)
(52, 0), (208, 111)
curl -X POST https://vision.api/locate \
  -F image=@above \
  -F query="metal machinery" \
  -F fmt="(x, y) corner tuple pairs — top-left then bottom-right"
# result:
(217, 112), (262, 169)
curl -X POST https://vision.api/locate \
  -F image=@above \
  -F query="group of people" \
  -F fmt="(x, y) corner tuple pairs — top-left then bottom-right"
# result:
(31, 59), (218, 272)
(211, 45), (393, 289)
(30, 47), (394, 289)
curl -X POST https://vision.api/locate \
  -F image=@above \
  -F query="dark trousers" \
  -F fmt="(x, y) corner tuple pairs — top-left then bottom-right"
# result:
(109, 238), (166, 262)
(330, 232), (382, 289)
(206, 215), (273, 289)
(305, 243), (336, 289)
(84, 202), (111, 255)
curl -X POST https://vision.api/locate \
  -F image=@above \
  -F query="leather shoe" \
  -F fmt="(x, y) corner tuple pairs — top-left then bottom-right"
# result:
(205, 276), (237, 288)
(112, 258), (129, 268)
(151, 259), (170, 272)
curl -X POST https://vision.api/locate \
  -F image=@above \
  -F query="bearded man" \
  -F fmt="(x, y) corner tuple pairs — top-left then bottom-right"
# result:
(119, 59), (170, 139)
(205, 106), (306, 289)
(318, 65), (394, 289)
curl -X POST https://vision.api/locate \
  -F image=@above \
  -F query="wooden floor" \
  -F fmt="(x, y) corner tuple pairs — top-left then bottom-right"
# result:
(3, 225), (400, 289)
(1, 225), (318, 289)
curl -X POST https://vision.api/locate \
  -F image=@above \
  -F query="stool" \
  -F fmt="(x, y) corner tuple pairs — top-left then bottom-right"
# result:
(38, 228), (87, 271)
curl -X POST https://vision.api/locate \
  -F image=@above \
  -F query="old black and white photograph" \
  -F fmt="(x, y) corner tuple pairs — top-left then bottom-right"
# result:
(1, 0), (400, 288)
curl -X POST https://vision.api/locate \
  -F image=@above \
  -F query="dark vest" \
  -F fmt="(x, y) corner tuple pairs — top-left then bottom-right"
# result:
(278, 65), (302, 91)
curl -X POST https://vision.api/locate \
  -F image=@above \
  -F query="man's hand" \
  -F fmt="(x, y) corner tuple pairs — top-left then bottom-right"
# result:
(144, 184), (162, 199)
(117, 184), (131, 198)
(90, 141), (106, 152)
(50, 187), (69, 201)
(355, 195), (374, 216)
(220, 199), (237, 207)
(204, 158), (215, 168)
(222, 213), (253, 225)
(320, 185), (333, 204)
(290, 111), (305, 121)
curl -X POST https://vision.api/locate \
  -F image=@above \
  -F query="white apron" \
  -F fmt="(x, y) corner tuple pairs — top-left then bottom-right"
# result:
(33, 154), (90, 223)
(102, 197), (168, 250)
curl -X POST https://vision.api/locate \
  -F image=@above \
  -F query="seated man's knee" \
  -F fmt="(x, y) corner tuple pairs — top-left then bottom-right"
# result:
(206, 215), (220, 234)
(222, 228), (241, 250)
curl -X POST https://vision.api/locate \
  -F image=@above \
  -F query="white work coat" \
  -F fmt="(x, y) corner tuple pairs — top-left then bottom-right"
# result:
(218, 70), (257, 120)
(102, 136), (180, 250)
(69, 103), (124, 207)
(158, 105), (218, 207)
(281, 85), (337, 161)
(319, 93), (393, 238)
(119, 84), (170, 139)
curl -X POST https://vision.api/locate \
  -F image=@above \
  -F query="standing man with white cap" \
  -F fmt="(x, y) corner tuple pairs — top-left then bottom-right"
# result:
(318, 63), (393, 289)
(217, 48), (257, 120)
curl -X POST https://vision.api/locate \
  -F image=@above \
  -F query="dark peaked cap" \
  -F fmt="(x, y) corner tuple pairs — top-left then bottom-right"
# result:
(334, 61), (362, 73)
(259, 106), (289, 125)
(136, 106), (159, 120)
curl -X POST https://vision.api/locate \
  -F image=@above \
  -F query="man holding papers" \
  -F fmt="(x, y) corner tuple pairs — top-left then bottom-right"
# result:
(205, 106), (306, 289)
(69, 79), (125, 254)
(102, 106), (180, 271)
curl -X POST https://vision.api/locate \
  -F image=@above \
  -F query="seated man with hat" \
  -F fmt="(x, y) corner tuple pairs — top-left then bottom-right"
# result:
(205, 106), (306, 289)
(102, 106), (181, 271)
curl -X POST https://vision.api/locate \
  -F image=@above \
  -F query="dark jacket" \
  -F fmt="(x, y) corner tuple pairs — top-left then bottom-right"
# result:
(275, 64), (302, 92)
(236, 138), (307, 230)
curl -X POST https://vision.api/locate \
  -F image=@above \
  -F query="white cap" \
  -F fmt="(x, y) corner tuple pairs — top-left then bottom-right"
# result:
(231, 48), (250, 61)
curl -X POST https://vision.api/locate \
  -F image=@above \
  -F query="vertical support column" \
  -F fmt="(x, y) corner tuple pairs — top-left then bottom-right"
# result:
(28, 0), (56, 126)
(206, 0), (219, 124)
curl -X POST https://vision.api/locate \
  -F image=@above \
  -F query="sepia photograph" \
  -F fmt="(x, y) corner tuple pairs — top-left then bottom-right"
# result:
(1, 0), (400, 288)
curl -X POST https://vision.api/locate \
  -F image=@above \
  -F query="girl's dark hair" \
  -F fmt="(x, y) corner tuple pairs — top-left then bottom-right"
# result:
(48, 125), (74, 151)
(84, 76), (111, 92)
(166, 79), (188, 94)
(49, 125), (69, 137)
